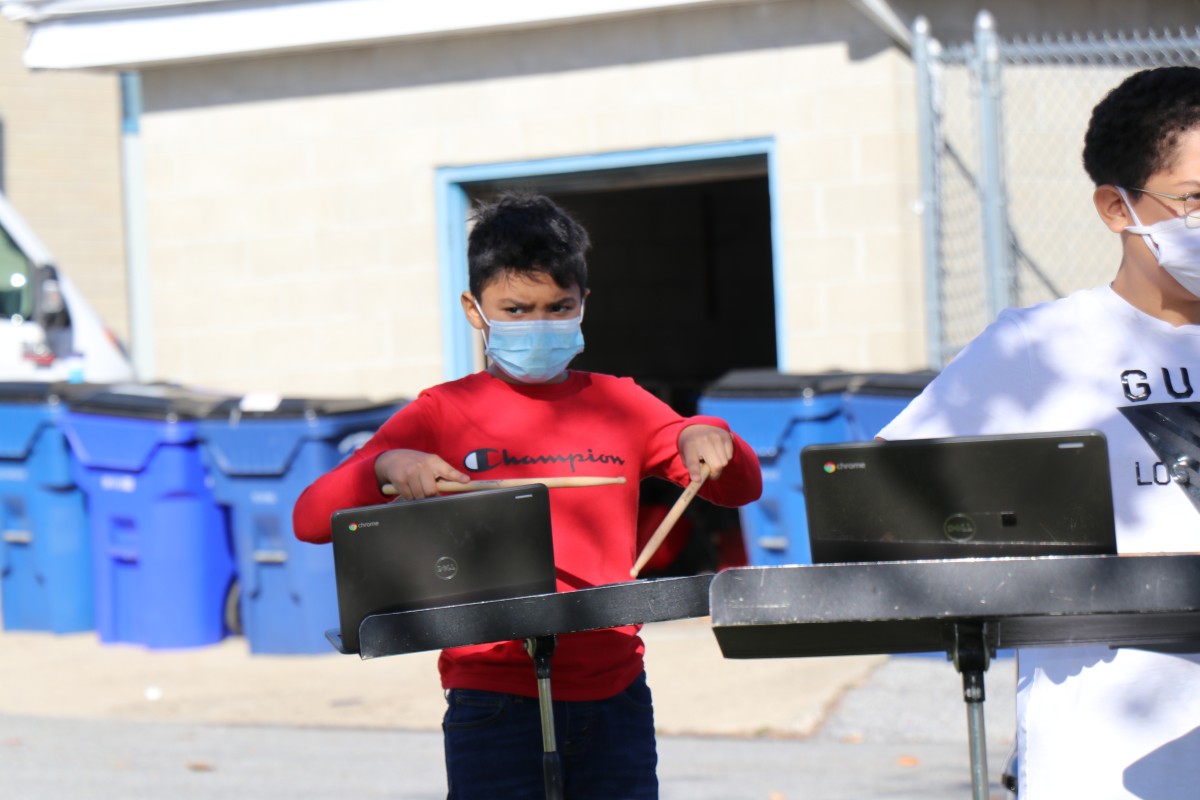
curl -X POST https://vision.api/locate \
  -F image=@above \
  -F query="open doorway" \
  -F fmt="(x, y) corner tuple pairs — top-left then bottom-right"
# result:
(464, 164), (776, 414)
(557, 176), (776, 415)
(454, 147), (777, 576)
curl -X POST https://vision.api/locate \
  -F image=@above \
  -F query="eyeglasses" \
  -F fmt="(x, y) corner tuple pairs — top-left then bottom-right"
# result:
(1129, 187), (1200, 228)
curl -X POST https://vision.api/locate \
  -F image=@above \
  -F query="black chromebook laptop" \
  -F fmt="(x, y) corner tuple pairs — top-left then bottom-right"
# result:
(800, 431), (1117, 564)
(329, 485), (556, 654)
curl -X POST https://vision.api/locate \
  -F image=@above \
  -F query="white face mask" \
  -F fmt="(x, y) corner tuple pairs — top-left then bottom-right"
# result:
(1119, 186), (1200, 298)
(472, 299), (585, 383)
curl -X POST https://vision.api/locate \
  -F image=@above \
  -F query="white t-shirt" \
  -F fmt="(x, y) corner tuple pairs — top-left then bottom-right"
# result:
(879, 285), (1200, 799)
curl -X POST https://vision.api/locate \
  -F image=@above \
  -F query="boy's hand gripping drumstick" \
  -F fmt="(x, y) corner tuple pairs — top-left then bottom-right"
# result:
(381, 476), (626, 496)
(630, 463), (710, 578)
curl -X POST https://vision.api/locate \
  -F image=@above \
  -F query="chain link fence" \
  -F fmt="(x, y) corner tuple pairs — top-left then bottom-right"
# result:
(916, 13), (1200, 366)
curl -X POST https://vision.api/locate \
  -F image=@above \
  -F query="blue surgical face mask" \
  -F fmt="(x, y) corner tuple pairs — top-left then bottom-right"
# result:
(473, 300), (585, 383)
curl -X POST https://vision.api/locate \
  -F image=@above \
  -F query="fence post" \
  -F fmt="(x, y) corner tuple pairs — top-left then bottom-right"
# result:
(913, 16), (944, 368)
(975, 10), (1015, 319)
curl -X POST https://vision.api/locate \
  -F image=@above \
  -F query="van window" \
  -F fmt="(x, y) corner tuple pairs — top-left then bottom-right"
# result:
(0, 226), (32, 321)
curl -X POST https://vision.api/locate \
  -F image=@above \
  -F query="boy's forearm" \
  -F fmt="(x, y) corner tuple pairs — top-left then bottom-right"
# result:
(292, 454), (387, 544)
(292, 400), (433, 543)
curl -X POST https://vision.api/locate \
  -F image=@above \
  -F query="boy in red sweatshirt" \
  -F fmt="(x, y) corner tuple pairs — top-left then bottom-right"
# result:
(293, 192), (762, 799)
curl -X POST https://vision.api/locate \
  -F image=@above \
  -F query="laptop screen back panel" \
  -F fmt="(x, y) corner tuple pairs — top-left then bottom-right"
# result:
(801, 431), (1116, 564)
(331, 485), (556, 653)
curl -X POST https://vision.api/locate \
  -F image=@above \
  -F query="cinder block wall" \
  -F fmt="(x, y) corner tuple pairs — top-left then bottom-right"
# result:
(138, 0), (925, 399)
(0, 19), (127, 341)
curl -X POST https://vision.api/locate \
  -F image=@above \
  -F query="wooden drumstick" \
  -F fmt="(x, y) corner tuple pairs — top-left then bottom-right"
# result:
(630, 464), (710, 578)
(381, 475), (626, 496)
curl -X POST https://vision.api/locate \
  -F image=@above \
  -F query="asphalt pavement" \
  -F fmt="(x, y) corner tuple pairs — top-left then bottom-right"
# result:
(0, 709), (1014, 799)
(0, 619), (1017, 799)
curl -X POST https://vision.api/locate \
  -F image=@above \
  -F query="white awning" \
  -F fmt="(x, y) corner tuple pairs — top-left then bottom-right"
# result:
(2, 0), (745, 71)
(2, 0), (227, 21)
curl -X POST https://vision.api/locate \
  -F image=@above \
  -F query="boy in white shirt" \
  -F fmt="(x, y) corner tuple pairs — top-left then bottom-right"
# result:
(880, 66), (1200, 798)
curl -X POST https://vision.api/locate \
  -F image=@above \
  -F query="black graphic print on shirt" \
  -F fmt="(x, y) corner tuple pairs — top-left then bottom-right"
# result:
(461, 447), (626, 474)
(1120, 402), (1200, 514)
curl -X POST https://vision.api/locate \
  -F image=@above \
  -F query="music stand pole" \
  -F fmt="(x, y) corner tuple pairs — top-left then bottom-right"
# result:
(525, 635), (564, 800)
(950, 622), (993, 800)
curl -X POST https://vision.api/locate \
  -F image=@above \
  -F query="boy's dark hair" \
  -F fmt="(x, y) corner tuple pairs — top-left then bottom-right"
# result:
(1083, 66), (1200, 193)
(466, 192), (590, 298)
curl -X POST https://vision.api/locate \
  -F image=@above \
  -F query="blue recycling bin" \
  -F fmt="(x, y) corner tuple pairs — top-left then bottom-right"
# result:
(61, 384), (236, 649)
(0, 382), (92, 633)
(197, 397), (403, 654)
(698, 370), (935, 566)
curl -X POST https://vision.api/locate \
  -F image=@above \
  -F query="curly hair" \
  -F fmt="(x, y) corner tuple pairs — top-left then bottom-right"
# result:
(466, 192), (590, 299)
(1082, 66), (1200, 193)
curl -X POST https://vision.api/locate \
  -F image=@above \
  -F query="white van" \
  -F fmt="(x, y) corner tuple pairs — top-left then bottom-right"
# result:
(0, 191), (135, 383)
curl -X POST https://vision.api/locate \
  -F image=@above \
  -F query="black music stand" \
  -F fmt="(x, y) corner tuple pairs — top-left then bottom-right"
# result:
(326, 574), (714, 800)
(709, 555), (1200, 800)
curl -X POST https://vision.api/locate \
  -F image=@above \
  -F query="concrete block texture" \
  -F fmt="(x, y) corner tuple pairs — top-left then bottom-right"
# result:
(130, 0), (928, 397)
(124, 0), (1196, 396)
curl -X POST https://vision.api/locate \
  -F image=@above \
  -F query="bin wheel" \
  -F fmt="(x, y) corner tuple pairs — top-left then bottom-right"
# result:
(224, 579), (243, 636)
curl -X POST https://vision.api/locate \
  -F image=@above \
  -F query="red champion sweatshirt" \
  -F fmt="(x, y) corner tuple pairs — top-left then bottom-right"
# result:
(293, 370), (762, 700)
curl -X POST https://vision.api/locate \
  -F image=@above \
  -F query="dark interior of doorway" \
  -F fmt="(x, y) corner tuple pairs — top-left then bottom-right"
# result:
(466, 172), (776, 577)
(556, 176), (777, 416)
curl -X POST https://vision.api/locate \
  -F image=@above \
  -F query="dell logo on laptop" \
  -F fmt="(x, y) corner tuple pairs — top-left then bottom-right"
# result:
(434, 557), (459, 580)
(943, 514), (977, 542)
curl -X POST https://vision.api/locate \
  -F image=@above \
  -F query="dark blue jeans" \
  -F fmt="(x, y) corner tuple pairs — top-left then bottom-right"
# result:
(443, 672), (658, 799)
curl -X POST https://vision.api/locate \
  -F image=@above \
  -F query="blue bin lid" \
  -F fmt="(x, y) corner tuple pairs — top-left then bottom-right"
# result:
(197, 396), (403, 477)
(64, 383), (235, 420)
(842, 371), (938, 397)
(0, 381), (59, 403)
(203, 396), (402, 420)
(702, 369), (938, 398)
(0, 380), (111, 406)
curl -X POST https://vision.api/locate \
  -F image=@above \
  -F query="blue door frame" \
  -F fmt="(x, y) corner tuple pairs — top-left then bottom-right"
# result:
(435, 139), (783, 380)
